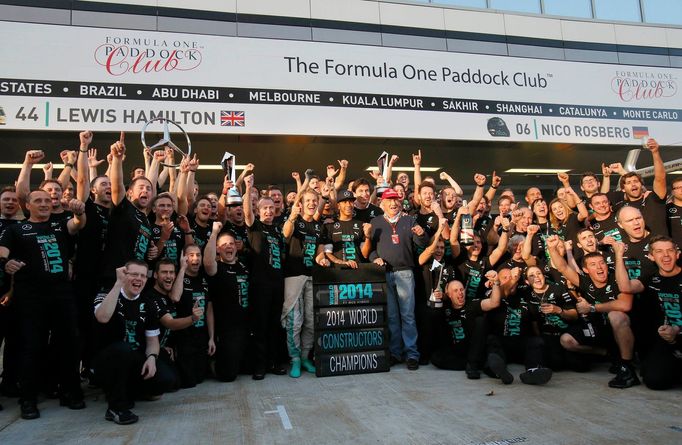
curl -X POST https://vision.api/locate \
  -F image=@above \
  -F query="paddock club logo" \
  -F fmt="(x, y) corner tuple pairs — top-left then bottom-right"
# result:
(94, 35), (203, 76)
(611, 70), (678, 102)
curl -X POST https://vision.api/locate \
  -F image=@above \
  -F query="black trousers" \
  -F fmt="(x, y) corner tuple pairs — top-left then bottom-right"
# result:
(15, 292), (81, 402)
(431, 316), (487, 370)
(92, 342), (176, 411)
(641, 340), (682, 390)
(174, 330), (209, 388)
(214, 324), (250, 382)
(250, 277), (285, 374)
(73, 275), (99, 371)
(0, 304), (19, 391)
(486, 334), (545, 370)
(415, 304), (448, 362)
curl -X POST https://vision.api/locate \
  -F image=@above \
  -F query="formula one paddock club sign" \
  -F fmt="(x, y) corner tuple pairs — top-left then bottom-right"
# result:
(0, 21), (680, 145)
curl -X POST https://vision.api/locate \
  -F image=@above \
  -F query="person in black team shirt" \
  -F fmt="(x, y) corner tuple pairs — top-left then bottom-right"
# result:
(323, 190), (372, 267)
(145, 258), (197, 389)
(604, 138), (667, 237)
(546, 235), (638, 388)
(204, 224), (251, 382)
(168, 244), (210, 388)
(92, 261), (175, 425)
(150, 192), (194, 269)
(352, 178), (383, 223)
(431, 272), (501, 376)
(484, 267), (554, 385)
(98, 133), (159, 291)
(0, 189), (87, 419)
(244, 171), (287, 380)
(282, 189), (328, 378)
(613, 236), (682, 389)
(189, 195), (214, 251)
(666, 177), (682, 252)
(0, 187), (20, 400)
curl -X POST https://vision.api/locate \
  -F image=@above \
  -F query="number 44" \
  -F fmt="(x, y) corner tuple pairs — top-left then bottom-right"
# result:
(15, 107), (39, 121)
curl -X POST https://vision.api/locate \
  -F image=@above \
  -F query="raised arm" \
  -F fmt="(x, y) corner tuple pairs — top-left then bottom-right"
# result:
(418, 218), (446, 266)
(203, 222), (223, 277)
(467, 173), (487, 214)
(438, 171), (463, 196)
(76, 131), (92, 203)
(646, 138), (667, 200)
(480, 270), (502, 311)
(17, 149), (45, 207)
(489, 217), (510, 267)
(600, 163), (612, 194)
(412, 149), (422, 206)
(484, 171), (501, 204)
(109, 132), (126, 206)
(521, 224), (539, 266)
(546, 234), (580, 288)
(95, 267), (125, 323)
(243, 172), (255, 227)
(609, 239), (645, 294)
(334, 159), (348, 191)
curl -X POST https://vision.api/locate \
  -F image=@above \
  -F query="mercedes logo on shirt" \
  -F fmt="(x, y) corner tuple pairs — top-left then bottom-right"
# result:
(21, 224), (32, 230)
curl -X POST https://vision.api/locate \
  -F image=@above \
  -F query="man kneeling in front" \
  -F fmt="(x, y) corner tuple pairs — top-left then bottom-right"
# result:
(92, 260), (176, 424)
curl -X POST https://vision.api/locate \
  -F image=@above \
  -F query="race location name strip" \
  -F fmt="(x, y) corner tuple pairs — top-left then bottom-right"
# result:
(0, 78), (680, 122)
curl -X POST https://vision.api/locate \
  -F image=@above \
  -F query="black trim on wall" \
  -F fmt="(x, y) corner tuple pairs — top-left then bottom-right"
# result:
(73, 0), (156, 16)
(0, 0), (71, 9)
(158, 7), (236, 23)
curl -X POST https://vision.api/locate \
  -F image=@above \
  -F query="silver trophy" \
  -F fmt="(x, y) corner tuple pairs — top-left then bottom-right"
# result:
(428, 259), (444, 309)
(221, 152), (236, 184)
(376, 151), (390, 196)
(140, 117), (192, 167)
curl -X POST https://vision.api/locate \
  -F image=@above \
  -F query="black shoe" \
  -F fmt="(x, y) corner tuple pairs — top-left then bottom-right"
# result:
(465, 364), (481, 380)
(520, 367), (553, 385)
(488, 353), (513, 384)
(59, 394), (86, 410)
(406, 358), (419, 371)
(389, 355), (403, 367)
(105, 408), (139, 425)
(608, 364), (640, 389)
(20, 400), (40, 420)
(269, 365), (287, 376)
(608, 362), (620, 374)
(418, 357), (430, 366)
(252, 372), (265, 381)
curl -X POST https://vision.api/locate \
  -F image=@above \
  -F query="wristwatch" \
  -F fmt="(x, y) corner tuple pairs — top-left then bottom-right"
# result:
(589, 305), (597, 313)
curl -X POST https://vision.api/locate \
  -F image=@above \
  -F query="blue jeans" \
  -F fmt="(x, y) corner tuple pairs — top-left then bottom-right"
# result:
(386, 269), (419, 361)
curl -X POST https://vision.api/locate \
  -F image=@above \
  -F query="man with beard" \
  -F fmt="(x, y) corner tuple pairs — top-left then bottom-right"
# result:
(146, 258), (201, 389)
(0, 187), (20, 399)
(324, 190), (372, 267)
(189, 195), (214, 251)
(99, 133), (159, 290)
(352, 178), (383, 223)
(150, 192), (193, 269)
(369, 189), (427, 370)
(204, 225), (251, 382)
(606, 138), (667, 236)
(244, 172), (287, 380)
(282, 189), (329, 377)
(613, 236), (682, 389)
(0, 189), (87, 418)
(168, 244), (209, 388)
(546, 235), (638, 388)
(92, 261), (175, 425)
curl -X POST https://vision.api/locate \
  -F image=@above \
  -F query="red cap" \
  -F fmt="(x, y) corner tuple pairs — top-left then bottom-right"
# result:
(381, 189), (400, 200)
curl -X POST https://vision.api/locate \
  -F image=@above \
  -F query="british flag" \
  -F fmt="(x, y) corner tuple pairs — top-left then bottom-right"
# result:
(221, 111), (245, 127)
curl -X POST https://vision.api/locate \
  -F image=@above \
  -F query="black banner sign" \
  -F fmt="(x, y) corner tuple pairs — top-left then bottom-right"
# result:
(315, 305), (386, 329)
(315, 328), (388, 353)
(1, 77), (680, 122)
(316, 349), (390, 377)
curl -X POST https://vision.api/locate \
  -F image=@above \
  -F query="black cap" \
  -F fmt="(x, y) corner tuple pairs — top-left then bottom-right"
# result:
(337, 190), (355, 203)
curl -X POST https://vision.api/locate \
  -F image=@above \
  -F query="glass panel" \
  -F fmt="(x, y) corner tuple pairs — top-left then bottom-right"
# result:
(432, 0), (488, 8)
(543, 0), (593, 18)
(489, 0), (542, 14)
(594, 0), (643, 22)
(643, 0), (682, 25)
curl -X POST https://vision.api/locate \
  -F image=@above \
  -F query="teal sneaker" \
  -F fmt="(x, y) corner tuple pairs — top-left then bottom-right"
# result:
(289, 359), (301, 378)
(301, 358), (316, 373)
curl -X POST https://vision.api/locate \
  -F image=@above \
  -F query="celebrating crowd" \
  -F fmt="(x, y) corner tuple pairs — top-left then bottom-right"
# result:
(0, 131), (680, 425)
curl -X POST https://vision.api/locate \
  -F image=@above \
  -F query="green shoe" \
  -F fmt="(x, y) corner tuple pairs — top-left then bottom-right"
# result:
(302, 358), (316, 373)
(289, 359), (301, 378)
